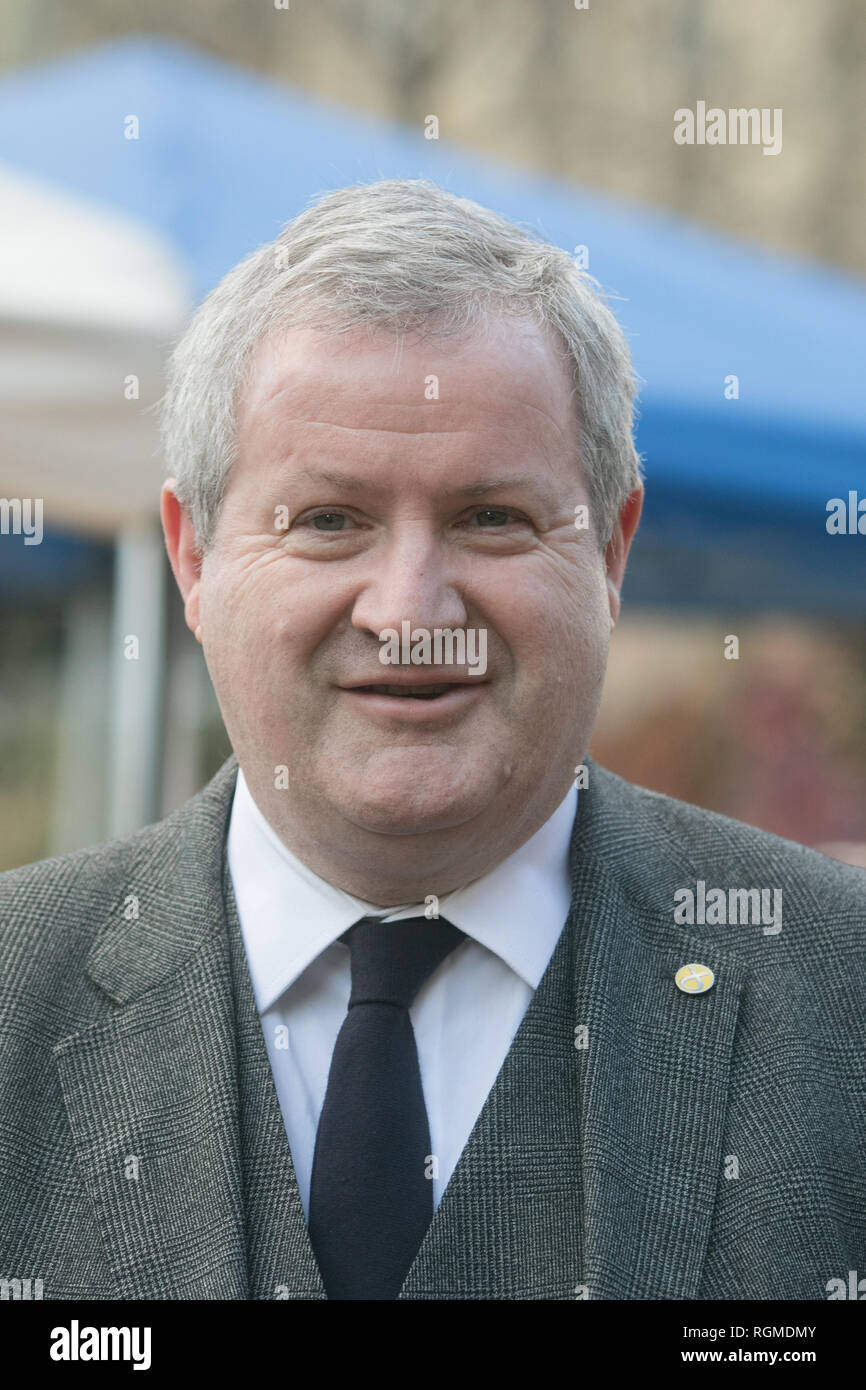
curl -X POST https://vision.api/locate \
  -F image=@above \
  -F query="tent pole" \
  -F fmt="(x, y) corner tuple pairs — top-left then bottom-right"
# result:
(49, 583), (111, 853)
(107, 520), (166, 837)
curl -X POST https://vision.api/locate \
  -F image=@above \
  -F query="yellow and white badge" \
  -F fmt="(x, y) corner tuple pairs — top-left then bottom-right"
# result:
(675, 962), (715, 995)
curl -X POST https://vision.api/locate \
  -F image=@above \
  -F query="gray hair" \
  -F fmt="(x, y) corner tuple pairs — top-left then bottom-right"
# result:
(160, 177), (642, 551)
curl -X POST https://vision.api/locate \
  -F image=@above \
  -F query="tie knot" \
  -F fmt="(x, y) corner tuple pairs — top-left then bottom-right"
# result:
(343, 915), (465, 1009)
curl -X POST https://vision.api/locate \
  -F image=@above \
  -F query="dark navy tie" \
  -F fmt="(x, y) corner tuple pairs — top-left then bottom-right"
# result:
(308, 914), (466, 1300)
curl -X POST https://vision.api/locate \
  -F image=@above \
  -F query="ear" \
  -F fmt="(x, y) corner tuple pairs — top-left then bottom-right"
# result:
(604, 483), (644, 627)
(161, 479), (204, 643)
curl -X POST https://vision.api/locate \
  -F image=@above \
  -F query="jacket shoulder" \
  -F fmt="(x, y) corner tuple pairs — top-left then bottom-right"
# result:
(0, 756), (238, 983)
(586, 761), (866, 951)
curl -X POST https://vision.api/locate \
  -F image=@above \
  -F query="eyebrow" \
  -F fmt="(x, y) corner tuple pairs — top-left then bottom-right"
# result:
(288, 466), (554, 501)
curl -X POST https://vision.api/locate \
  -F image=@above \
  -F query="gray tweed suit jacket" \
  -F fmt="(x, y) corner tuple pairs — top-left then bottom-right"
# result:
(1, 754), (864, 1300)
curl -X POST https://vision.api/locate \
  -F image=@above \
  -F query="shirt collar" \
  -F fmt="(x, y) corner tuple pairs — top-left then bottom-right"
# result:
(226, 765), (577, 1014)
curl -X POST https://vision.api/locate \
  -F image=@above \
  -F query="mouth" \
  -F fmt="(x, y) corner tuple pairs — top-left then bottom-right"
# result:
(338, 679), (489, 721)
(350, 682), (460, 701)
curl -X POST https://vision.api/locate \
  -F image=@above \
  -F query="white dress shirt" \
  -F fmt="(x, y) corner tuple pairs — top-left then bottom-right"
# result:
(226, 767), (577, 1219)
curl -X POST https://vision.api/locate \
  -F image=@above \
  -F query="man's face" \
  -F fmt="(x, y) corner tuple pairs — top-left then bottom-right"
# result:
(175, 313), (638, 868)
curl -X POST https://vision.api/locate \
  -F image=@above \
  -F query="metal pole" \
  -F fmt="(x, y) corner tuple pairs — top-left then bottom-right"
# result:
(107, 520), (166, 836)
(49, 583), (111, 853)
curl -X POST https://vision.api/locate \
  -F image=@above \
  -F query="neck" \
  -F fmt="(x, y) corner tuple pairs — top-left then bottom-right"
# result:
(240, 775), (574, 906)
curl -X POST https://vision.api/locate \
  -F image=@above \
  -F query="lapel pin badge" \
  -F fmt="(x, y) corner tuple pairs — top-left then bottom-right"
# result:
(675, 962), (715, 995)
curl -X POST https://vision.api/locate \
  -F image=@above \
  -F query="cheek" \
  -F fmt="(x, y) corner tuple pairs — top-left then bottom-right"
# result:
(201, 559), (304, 646)
(200, 562), (354, 715)
(498, 559), (609, 672)
(197, 566), (283, 711)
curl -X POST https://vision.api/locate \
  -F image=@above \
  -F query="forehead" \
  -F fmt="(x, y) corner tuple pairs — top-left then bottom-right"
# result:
(236, 312), (578, 452)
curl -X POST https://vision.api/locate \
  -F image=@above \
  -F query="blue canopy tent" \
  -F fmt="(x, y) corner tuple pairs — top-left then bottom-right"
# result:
(0, 36), (864, 614)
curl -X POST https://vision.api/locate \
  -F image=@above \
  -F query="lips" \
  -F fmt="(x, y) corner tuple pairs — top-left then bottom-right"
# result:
(352, 683), (456, 700)
(338, 677), (489, 719)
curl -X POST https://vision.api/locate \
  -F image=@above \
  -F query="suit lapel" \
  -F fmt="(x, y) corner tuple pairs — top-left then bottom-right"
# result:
(401, 760), (747, 1299)
(220, 852), (325, 1299)
(568, 859), (747, 1299)
(53, 757), (251, 1300)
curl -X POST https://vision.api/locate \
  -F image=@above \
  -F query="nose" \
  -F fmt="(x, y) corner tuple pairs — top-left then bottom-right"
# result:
(350, 522), (469, 640)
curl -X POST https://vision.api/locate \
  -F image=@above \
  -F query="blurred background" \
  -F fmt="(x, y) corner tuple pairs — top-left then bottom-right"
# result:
(1, 0), (865, 871)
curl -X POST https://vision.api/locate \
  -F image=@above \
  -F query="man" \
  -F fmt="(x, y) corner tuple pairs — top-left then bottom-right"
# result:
(1, 179), (864, 1301)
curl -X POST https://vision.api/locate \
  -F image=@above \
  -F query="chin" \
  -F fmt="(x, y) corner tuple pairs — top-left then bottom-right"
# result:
(336, 774), (496, 837)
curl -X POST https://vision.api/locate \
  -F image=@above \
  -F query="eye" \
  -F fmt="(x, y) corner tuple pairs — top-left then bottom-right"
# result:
(469, 508), (526, 528)
(307, 511), (350, 532)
